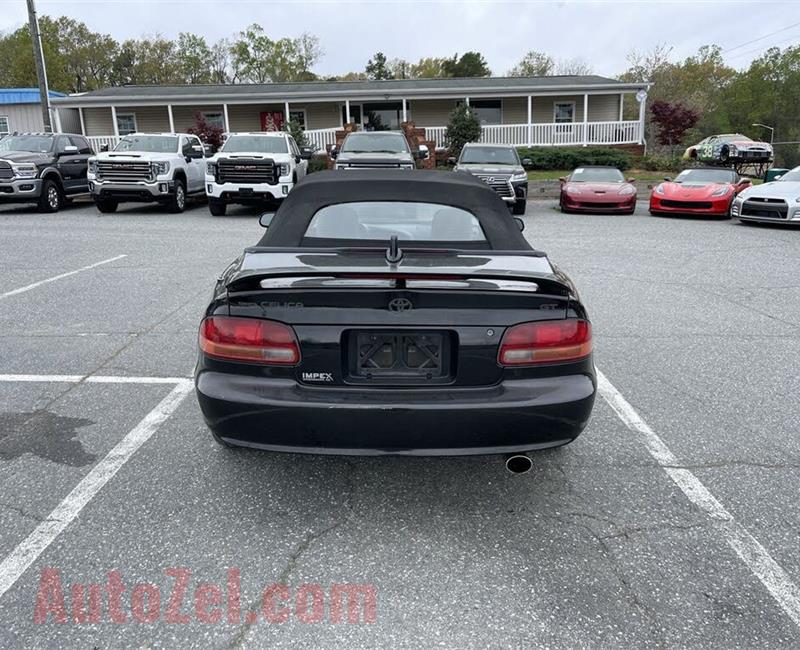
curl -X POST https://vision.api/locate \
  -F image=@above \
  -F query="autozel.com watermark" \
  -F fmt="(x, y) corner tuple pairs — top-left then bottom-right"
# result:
(34, 568), (376, 625)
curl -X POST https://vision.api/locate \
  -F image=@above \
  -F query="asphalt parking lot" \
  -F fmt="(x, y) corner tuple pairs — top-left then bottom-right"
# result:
(0, 197), (798, 648)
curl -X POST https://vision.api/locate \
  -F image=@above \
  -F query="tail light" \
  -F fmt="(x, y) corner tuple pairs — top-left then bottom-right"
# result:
(199, 316), (300, 365)
(498, 319), (592, 366)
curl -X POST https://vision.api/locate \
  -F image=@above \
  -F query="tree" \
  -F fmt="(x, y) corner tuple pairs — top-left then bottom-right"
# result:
(111, 36), (181, 85)
(365, 52), (392, 80)
(388, 58), (411, 79)
(409, 57), (449, 79)
(282, 119), (308, 149)
(176, 33), (213, 84)
(209, 39), (233, 83)
(444, 105), (482, 157)
(508, 51), (554, 77)
(650, 100), (701, 155)
(187, 112), (224, 151)
(230, 24), (321, 83)
(442, 52), (491, 77)
(554, 57), (593, 76)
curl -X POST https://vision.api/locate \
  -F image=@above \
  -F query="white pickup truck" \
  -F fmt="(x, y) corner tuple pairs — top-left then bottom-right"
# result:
(87, 133), (206, 213)
(205, 132), (310, 216)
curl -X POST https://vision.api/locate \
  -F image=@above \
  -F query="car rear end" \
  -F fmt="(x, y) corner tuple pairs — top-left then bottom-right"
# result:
(194, 260), (595, 455)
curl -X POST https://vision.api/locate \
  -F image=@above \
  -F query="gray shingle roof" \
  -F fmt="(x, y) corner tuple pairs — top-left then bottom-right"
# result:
(54, 75), (647, 105)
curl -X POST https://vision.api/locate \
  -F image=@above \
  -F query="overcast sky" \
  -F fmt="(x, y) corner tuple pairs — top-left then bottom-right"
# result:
(1, 0), (796, 78)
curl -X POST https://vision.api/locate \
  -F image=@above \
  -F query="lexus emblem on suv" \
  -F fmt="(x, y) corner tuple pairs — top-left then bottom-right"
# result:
(388, 298), (413, 312)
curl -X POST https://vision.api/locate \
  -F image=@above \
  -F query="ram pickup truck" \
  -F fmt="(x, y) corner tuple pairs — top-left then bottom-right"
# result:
(205, 132), (310, 216)
(0, 132), (93, 213)
(88, 133), (206, 213)
(453, 143), (530, 215)
(331, 131), (428, 170)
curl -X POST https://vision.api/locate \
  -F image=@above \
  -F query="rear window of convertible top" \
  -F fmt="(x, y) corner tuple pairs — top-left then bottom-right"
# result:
(304, 201), (487, 242)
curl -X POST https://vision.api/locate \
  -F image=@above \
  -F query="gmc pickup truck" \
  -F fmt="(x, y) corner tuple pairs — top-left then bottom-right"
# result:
(88, 133), (206, 213)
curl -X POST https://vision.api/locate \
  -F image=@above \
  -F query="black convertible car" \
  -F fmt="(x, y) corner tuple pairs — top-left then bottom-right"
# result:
(195, 171), (596, 455)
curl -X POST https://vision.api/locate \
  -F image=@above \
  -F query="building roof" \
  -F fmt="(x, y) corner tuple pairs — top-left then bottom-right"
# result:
(52, 76), (648, 106)
(0, 88), (67, 105)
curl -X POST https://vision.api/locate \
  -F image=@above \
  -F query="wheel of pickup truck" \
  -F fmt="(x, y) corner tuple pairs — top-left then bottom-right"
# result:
(37, 179), (62, 213)
(95, 199), (118, 213)
(167, 179), (186, 214)
(512, 198), (527, 215)
(208, 198), (227, 217)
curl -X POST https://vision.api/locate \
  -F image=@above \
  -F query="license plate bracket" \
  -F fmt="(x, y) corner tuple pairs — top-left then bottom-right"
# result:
(347, 330), (453, 384)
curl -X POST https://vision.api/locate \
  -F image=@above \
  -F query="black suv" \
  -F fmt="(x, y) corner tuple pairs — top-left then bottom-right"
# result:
(453, 143), (530, 215)
(331, 131), (428, 169)
(0, 133), (93, 212)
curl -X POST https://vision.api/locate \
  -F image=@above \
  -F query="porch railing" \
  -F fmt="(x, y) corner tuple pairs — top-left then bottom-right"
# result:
(419, 120), (642, 149)
(87, 135), (120, 152)
(303, 127), (338, 152)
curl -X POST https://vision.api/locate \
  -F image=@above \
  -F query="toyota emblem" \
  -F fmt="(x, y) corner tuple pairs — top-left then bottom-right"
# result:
(388, 298), (413, 312)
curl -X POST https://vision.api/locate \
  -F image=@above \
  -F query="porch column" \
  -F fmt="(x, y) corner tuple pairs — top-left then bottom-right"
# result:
(464, 97), (470, 107)
(167, 104), (175, 133)
(619, 94), (624, 121)
(527, 95), (532, 146)
(222, 103), (230, 132)
(402, 98), (407, 123)
(53, 109), (62, 133)
(284, 101), (290, 124)
(345, 99), (351, 124)
(582, 93), (589, 146)
(111, 105), (119, 137)
(637, 90), (647, 145)
(78, 107), (86, 135)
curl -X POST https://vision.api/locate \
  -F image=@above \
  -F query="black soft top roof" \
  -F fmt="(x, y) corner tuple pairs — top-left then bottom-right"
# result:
(256, 170), (532, 250)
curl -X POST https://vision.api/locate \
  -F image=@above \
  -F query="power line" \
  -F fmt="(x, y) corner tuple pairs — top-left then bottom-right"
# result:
(722, 19), (800, 53)
(725, 32), (800, 61)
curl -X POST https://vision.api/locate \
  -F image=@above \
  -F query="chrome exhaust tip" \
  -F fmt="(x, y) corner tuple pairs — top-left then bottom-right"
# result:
(505, 454), (533, 474)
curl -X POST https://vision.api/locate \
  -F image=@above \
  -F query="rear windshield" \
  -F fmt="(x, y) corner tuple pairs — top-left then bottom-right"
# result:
(675, 169), (736, 184)
(114, 135), (178, 153)
(459, 146), (519, 165)
(222, 135), (288, 154)
(341, 133), (409, 154)
(569, 167), (624, 182)
(304, 202), (486, 242)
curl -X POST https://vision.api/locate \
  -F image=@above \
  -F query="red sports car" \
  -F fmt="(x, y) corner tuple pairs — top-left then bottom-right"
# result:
(559, 166), (637, 214)
(649, 168), (752, 217)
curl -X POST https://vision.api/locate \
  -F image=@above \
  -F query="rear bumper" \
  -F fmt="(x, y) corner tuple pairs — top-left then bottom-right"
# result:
(195, 369), (596, 455)
(0, 178), (43, 202)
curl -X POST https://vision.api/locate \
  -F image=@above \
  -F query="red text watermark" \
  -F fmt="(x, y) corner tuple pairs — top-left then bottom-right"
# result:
(34, 568), (376, 625)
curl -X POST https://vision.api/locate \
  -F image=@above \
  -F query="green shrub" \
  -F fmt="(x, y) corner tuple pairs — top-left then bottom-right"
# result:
(306, 154), (329, 174)
(516, 146), (632, 171)
(444, 106), (482, 159)
(634, 155), (687, 172)
(282, 120), (308, 149)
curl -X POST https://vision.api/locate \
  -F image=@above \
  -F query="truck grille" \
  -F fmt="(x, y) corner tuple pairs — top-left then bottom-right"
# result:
(0, 161), (13, 180)
(97, 161), (153, 183)
(742, 198), (788, 219)
(342, 162), (406, 169)
(217, 159), (277, 185)
(474, 174), (514, 198)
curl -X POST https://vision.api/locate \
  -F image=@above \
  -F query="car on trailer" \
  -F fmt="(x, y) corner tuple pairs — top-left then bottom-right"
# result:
(194, 170), (596, 456)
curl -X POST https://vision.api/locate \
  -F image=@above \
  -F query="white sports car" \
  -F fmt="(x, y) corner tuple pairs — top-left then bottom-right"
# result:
(731, 166), (800, 223)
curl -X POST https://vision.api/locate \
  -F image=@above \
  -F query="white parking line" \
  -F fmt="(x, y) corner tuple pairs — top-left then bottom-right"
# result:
(0, 379), (193, 601)
(597, 368), (800, 628)
(0, 255), (127, 300)
(0, 374), (190, 384)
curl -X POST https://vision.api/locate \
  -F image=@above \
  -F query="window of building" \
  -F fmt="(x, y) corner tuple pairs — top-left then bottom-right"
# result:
(202, 112), (225, 130)
(288, 110), (306, 130)
(0, 116), (10, 135)
(553, 102), (575, 123)
(462, 100), (502, 125)
(116, 113), (138, 135)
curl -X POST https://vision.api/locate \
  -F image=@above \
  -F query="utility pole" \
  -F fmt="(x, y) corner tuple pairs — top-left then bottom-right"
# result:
(26, 0), (53, 132)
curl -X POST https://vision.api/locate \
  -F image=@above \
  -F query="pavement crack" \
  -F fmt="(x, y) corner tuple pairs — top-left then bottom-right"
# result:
(0, 500), (44, 523)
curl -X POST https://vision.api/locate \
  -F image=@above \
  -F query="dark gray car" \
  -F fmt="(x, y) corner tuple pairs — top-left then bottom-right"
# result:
(332, 131), (428, 170)
(453, 143), (530, 215)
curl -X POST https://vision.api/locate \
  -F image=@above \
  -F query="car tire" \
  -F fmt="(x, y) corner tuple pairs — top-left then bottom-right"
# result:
(512, 199), (526, 215)
(96, 199), (118, 213)
(167, 179), (186, 214)
(208, 198), (226, 217)
(625, 208), (636, 215)
(720, 146), (730, 163)
(37, 179), (62, 213)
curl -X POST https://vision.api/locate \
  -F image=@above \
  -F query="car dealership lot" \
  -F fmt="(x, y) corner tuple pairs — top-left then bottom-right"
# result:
(0, 199), (798, 648)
